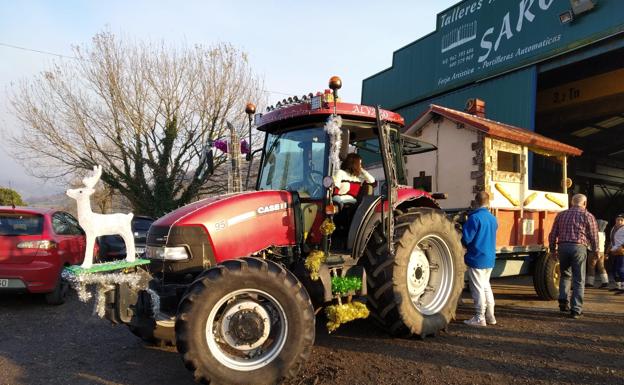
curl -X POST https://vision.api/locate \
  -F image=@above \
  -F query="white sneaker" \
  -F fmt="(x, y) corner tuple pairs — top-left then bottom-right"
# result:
(463, 316), (486, 327)
(486, 315), (497, 325)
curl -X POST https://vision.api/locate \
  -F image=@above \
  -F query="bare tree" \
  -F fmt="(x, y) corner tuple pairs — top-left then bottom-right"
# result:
(8, 31), (265, 217)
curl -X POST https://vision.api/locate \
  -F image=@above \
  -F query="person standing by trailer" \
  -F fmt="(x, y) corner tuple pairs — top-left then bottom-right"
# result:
(462, 191), (498, 327)
(609, 213), (624, 294)
(586, 219), (609, 289)
(548, 194), (599, 319)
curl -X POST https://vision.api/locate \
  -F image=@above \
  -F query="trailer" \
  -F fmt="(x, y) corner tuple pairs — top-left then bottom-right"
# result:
(371, 100), (583, 300)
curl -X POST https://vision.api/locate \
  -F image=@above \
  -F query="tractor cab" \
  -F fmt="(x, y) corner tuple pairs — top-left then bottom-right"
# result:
(254, 77), (437, 257)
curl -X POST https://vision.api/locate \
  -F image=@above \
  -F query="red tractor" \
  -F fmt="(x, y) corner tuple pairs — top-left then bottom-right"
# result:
(103, 77), (465, 384)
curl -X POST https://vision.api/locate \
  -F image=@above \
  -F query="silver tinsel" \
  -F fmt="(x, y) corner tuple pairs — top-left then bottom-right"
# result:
(324, 114), (343, 170)
(62, 270), (145, 318)
(145, 288), (161, 318)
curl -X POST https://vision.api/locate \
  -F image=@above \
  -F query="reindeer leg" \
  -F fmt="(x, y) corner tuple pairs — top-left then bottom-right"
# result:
(82, 235), (95, 268)
(121, 227), (136, 262)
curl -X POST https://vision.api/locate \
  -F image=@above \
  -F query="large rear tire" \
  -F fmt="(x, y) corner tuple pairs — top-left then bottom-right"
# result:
(175, 257), (315, 385)
(362, 208), (465, 337)
(533, 252), (559, 300)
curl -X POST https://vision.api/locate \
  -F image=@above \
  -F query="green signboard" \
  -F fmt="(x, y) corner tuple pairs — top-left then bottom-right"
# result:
(363, 0), (624, 109)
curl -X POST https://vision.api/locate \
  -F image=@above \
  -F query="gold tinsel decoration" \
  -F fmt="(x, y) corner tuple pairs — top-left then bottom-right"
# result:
(325, 301), (370, 333)
(304, 250), (326, 281)
(319, 218), (336, 235)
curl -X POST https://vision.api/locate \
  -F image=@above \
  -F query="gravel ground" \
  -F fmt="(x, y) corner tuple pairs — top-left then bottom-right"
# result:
(1, 278), (623, 385)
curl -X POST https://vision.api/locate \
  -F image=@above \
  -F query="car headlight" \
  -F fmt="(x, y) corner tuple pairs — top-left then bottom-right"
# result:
(146, 246), (189, 261)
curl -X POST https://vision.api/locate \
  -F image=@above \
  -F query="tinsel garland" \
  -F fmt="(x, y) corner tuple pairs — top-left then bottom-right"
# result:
(62, 268), (147, 318)
(319, 218), (336, 236)
(145, 288), (161, 317)
(324, 114), (343, 170)
(325, 301), (370, 333)
(64, 259), (150, 275)
(304, 250), (326, 281)
(331, 276), (363, 295)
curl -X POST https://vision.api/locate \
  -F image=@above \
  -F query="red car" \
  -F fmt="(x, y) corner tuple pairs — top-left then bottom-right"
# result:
(0, 206), (86, 304)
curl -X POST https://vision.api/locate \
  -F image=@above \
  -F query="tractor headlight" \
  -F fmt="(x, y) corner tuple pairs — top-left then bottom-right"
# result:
(146, 246), (189, 261)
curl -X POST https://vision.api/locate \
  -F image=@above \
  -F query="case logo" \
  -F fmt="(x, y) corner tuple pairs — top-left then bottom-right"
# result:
(257, 202), (288, 214)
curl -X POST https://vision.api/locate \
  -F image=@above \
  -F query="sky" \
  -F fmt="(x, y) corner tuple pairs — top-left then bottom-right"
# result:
(0, 0), (458, 199)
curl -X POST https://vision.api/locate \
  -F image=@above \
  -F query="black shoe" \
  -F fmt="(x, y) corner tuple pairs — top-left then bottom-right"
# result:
(559, 303), (570, 312)
(599, 283), (609, 289)
(615, 290), (624, 296)
(584, 283), (593, 288)
(569, 311), (582, 319)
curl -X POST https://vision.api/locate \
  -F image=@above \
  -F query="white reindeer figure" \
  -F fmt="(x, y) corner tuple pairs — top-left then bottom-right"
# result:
(66, 165), (135, 268)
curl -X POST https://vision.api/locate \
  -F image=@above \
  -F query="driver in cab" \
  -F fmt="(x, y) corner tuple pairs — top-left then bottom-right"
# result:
(332, 153), (375, 206)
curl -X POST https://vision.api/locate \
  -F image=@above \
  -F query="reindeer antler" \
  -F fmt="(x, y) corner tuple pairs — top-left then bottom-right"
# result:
(82, 165), (102, 188)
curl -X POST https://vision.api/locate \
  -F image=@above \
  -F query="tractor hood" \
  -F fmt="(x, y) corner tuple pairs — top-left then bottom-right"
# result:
(151, 190), (297, 263)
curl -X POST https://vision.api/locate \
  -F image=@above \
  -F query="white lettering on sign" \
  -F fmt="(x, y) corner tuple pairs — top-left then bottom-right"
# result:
(351, 105), (389, 119)
(440, 0), (484, 28)
(478, 0), (554, 64)
(257, 202), (288, 214)
(516, 0), (536, 32)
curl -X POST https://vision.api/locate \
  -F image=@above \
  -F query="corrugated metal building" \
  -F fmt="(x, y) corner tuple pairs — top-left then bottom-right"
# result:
(362, 0), (624, 220)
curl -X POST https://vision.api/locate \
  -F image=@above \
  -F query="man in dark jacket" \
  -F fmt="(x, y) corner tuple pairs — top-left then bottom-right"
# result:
(549, 193), (599, 319)
(462, 191), (498, 327)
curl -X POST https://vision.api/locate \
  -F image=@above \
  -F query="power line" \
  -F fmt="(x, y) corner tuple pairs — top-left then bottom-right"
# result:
(0, 42), (82, 61)
(262, 89), (295, 97)
(0, 41), (297, 97)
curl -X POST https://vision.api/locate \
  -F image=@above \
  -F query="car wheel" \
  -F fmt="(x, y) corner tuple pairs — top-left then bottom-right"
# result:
(45, 273), (69, 305)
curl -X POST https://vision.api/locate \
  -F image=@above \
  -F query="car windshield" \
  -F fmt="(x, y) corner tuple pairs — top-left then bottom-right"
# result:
(258, 126), (327, 199)
(0, 213), (44, 236)
(133, 218), (153, 232)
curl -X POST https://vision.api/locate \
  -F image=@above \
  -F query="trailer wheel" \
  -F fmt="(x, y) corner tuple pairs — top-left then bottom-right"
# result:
(533, 252), (559, 300)
(175, 257), (315, 385)
(363, 208), (465, 337)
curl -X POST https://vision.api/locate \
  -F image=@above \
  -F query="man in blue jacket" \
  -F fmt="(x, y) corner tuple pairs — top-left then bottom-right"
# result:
(462, 191), (498, 327)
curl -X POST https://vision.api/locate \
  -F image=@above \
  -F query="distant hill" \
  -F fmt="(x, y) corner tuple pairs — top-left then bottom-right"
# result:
(26, 192), (75, 212)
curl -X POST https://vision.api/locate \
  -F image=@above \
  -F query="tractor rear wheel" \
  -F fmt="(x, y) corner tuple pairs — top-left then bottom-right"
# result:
(533, 252), (559, 300)
(175, 257), (315, 385)
(363, 208), (464, 337)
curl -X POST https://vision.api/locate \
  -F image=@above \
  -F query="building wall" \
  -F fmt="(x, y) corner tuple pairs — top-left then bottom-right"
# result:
(397, 67), (537, 129)
(362, 0), (624, 111)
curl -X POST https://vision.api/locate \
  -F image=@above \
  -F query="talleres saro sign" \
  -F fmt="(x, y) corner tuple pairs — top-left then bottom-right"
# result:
(435, 0), (588, 90)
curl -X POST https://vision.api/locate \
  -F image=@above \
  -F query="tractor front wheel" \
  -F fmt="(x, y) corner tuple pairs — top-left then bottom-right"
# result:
(363, 208), (465, 337)
(175, 257), (315, 385)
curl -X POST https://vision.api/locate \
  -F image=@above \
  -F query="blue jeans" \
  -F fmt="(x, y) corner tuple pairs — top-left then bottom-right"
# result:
(558, 243), (587, 314)
(615, 256), (624, 283)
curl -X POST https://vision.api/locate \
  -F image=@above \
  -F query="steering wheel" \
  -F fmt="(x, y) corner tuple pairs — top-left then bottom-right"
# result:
(287, 170), (324, 198)
(306, 170), (324, 197)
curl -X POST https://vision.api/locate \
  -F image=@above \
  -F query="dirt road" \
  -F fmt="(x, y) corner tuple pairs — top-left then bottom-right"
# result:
(1, 277), (623, 385)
